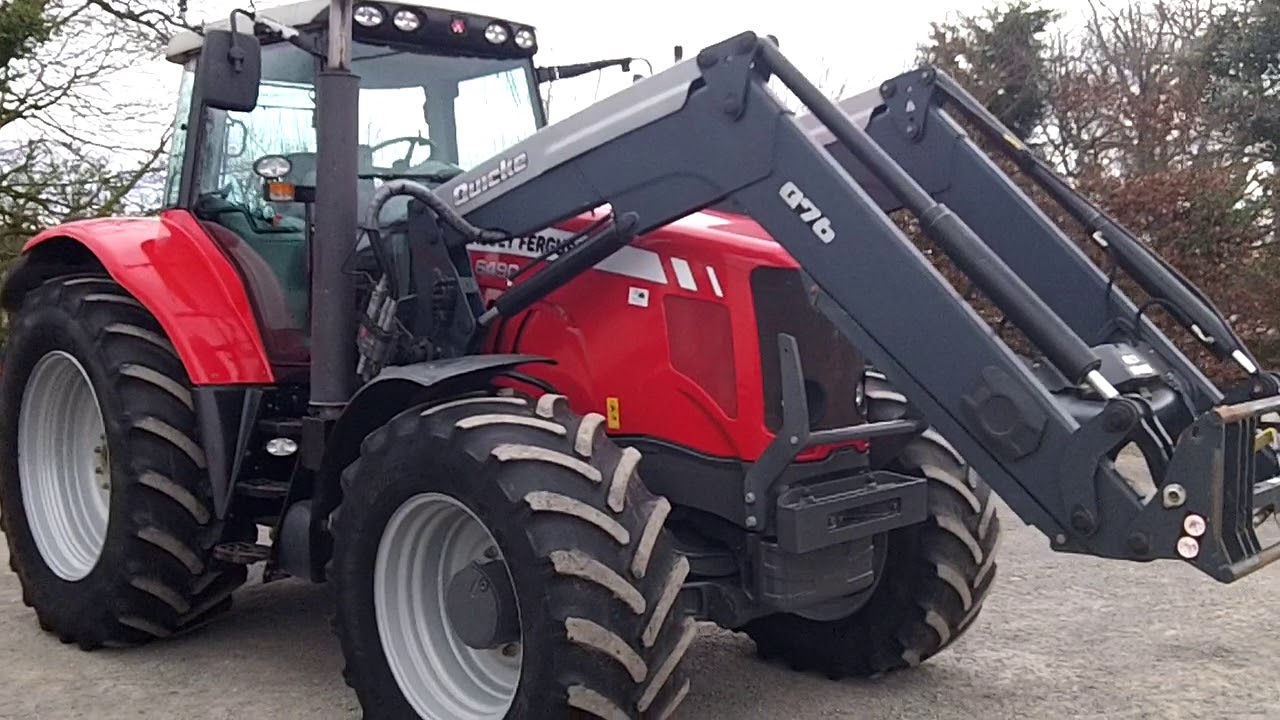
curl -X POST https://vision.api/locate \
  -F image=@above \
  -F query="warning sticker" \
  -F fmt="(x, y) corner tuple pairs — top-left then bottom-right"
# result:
(606, 397), (621, 430)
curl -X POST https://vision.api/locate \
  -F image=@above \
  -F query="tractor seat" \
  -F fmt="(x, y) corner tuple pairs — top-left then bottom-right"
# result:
(195, 219), (310, 366)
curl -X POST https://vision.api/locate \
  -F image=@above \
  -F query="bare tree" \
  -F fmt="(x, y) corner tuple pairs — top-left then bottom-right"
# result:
(0, 0), (185, 258)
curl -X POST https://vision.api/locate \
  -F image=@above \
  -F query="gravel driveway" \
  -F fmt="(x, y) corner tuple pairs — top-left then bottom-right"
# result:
(1, 493), (1277, 719)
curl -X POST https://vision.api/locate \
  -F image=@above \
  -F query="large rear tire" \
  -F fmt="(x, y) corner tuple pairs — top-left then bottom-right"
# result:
(742, 370), (1001, 677)
(329, 392), (696, 719)
(0, 275), (247, 649)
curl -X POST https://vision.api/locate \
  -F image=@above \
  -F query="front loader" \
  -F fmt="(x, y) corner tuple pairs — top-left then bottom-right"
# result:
(1, 1), (1279, 718)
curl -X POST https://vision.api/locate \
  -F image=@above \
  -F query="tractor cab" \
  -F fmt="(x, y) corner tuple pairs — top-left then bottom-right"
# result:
(161, 2), (546, 370)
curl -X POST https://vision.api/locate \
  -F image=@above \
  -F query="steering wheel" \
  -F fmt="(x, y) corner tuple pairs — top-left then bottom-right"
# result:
(368, 135), (439, 174)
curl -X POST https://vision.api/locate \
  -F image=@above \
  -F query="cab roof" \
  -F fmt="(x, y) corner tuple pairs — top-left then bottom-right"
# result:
(167, 0), (329, 61)
(164, 1), (535, 63)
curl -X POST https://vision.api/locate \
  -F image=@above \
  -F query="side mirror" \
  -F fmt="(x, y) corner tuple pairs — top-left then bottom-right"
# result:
(196, 28), (262, 112)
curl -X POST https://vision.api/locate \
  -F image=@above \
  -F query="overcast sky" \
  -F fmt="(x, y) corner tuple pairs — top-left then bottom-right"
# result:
(13, 0), (1094, 173)
(157, 0), (1088, 121)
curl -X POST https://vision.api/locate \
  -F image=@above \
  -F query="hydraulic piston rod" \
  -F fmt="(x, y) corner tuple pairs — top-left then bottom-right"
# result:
(756, 42), (1116, 398)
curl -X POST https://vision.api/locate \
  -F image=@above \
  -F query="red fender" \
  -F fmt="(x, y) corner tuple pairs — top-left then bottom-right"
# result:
(22, 209), (274, 385)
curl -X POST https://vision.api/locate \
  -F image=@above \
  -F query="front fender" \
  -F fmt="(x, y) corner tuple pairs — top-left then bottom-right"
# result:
(12, 209), (273, 385)
(315, 354), (554, 486)
(288, 354), (552, 580)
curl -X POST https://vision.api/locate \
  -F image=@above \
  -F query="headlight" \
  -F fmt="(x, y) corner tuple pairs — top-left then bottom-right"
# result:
(353, 3), (384, 27)
(484, 22), (509, 44)
(392, 9), (420, 31)
(513, 27), (536, 49)
(253, 155), (293, 180)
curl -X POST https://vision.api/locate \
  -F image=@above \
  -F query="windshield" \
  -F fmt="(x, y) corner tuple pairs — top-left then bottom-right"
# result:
(353, 44), (542, 172)
(193, 41), (543, 214)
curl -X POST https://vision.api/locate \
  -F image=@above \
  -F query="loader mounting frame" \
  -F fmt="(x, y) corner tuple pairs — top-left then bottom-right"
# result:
(397, 31), (1280, 583)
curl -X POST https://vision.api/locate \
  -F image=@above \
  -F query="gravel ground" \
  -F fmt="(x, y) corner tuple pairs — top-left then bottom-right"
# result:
(2, 490), (1278, 719)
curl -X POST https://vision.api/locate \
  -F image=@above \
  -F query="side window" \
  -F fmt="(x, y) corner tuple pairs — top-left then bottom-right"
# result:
(162, 63), (196, 208)
(201, 81), (318, 213)
(195, 42), (319, 214)
(453, 68), (539, 168)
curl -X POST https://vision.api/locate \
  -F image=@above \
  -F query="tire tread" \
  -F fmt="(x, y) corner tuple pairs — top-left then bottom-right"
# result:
(742, 371), (1001, 679)
(0, 275), (246, 650)
(329, 393), (695, 719)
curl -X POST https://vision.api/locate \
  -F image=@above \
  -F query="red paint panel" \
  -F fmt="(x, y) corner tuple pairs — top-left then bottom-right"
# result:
(24, 209), (274, 385)
(475, 209), (802, 461)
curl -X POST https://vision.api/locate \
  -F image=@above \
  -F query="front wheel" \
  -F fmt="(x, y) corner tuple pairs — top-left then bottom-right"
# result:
(742, 370), (1002, 677)
(0, 276), (246, 649)
(329, 392), (696, 719)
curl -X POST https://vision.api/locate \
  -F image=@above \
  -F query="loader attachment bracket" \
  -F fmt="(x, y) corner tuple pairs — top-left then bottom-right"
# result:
(878, 67), (937, 142)
(695, 33), (758, 121)
(1125, 395), (1280, 581)
(1056, 398), (1143, 537)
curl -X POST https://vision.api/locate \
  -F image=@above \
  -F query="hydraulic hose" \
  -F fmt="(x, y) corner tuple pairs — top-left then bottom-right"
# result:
(363, 179), (509, 244)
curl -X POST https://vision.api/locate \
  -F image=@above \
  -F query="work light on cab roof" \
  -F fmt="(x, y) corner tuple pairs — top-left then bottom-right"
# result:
(348, 1), (536, 54)
(161, 2), (540, 62)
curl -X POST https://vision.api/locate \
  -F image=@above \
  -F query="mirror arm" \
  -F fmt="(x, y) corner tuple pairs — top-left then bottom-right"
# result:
(226, 9), (257, 71)
(253, 15), (329, 62)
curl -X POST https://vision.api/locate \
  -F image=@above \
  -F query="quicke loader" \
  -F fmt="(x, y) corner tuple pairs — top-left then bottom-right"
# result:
(2, 1), (1280, 718)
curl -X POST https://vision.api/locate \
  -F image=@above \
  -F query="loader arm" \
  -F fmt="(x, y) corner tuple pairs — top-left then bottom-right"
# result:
(409, 32), (1280, 583)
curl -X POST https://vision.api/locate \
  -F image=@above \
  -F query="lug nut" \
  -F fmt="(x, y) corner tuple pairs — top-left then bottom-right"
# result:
(1183, 514), (1207, 538)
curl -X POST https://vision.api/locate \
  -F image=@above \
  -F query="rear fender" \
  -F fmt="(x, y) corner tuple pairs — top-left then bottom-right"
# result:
(5, 210), (273, 385)
(279, 354), (553, 581)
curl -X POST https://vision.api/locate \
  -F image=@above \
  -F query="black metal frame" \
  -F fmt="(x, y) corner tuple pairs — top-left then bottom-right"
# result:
(173, 11), (1280, 586)
(743, 334), (925, 524)
(422, 31), (1280, 583)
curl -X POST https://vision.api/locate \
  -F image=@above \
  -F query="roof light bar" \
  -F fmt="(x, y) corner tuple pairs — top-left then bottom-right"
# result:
(346, 4), (537, 57)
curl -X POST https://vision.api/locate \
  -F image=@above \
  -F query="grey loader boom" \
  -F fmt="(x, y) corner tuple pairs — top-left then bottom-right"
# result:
(405, 31), (1280, 583)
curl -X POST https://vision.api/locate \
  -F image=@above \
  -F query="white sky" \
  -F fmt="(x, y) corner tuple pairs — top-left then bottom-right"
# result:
(147, 0), (1091, 122)
(9, 0), (1096, 175)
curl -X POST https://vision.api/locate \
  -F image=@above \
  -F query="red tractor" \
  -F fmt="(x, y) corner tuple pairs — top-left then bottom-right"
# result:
(4, 2), (1280, 718)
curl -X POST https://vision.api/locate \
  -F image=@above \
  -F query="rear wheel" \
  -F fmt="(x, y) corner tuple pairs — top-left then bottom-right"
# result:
(742, 370), (1001, 677)
(329, 392), (696, 719)
(0, 275), (247, 649)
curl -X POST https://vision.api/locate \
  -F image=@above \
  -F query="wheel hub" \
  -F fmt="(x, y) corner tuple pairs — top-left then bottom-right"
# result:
(374, 492), (522, 720)
(445, 558), (521, 650)
(17, 350), (112, 582)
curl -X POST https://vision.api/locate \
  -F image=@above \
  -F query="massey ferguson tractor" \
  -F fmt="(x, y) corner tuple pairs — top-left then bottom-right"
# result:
(3, 1), (1280, 718)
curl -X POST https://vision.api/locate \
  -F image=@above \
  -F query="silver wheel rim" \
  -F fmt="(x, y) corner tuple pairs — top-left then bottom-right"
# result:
(18, 350), (112, 582)
(374, 492), (522, 719)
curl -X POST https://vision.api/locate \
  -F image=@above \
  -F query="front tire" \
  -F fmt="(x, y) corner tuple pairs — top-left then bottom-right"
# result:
(329, 392), (696, 719)
(742, 370), (1001, 677)
(0, 275), (247, 649)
